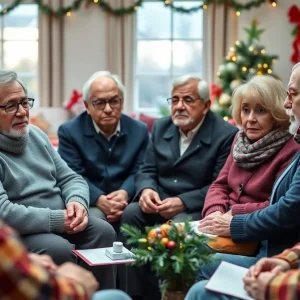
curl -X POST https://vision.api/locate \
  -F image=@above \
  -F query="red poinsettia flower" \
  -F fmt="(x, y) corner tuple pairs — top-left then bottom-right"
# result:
(210, 83), (223, 100)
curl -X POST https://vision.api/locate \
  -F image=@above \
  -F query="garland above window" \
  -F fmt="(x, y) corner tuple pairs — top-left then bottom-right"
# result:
(0, 0), (278, 18)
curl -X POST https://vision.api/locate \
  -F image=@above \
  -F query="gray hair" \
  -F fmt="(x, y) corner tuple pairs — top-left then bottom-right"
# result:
(292, 62), (300, 72)
(82, 71), (125, 100)
(0, 70), (27, 95)
(172, 75), (210, 103)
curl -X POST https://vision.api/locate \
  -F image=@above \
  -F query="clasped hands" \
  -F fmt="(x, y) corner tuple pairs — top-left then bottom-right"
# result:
(198, 210), (232, 237)
(138, 188), (185, 219)
(64, 202), (88, 234)
(243, 257), (291, 300)
(96, 189), (128, 223)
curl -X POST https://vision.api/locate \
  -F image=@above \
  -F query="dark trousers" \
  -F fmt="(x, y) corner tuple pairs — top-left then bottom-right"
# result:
(118, 202), (202, 300)
(22, 216), (117, 290)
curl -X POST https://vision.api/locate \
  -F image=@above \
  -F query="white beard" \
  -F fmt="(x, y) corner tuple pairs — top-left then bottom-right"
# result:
(289, 119), (300, 135)
(2, 125), (29, 139)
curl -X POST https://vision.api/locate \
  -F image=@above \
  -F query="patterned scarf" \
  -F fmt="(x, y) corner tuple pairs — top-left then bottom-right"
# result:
(233, 128), (291, 169)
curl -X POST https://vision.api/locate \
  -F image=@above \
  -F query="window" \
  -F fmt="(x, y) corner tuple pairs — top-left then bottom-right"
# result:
(0, 4), (38, 104)
(135, 0), (204, 113)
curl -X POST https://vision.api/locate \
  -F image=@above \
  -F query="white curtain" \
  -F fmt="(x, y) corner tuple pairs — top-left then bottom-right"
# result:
(39, 0), (63, 107)
(204, 4), (238, 84)
(106, 0), (136, 113)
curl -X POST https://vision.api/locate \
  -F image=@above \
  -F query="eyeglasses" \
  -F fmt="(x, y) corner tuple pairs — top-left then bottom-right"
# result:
(92, 97), (122, 110)
(0, 98), (34, 114)
(167, 96), (201, 106)
(286, 90), (300, 101)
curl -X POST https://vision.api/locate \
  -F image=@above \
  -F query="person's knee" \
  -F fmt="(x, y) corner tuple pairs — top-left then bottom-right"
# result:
(89, 206), (107, 221)
(44, 237), (75, 265)
(120, 202), (141, 226)
(185, 281), (207, 300)
(92, 290), (131, 300)
(88, 217), (116, 247)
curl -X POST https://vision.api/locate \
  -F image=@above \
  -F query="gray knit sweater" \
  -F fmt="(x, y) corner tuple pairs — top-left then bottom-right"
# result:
(0, 125), (89, 235)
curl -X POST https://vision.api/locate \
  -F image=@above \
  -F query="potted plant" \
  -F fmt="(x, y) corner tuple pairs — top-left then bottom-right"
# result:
(121, 220), (215, 300)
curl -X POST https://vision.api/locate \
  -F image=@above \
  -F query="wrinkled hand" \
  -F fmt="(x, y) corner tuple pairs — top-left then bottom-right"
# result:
(64, 202), (88, 234)
(96, 193), (127, 223)
(206, 211), (223, 218)
(29, 253), (57, 272)
(246, 257), (290, 279)
(139, 189), (162, 214)
(199, 213), (232, 237)
(107, 189), (128, 203)
(57, 262), (99, 298)
(244, 271), (276, 300)
(106, 189), (128, 223)
(158, 197), (185, 219)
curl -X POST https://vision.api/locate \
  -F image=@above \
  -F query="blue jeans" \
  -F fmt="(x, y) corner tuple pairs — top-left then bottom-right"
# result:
(198, 246), (266, 280)
(92, 290), (132, 300)
(185, 280), (239, 300)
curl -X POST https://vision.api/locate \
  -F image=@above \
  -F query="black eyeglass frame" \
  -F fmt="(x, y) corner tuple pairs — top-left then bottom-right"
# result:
(0, 98), (35, 114)
(91, 97), (123, 110)
(166, 96), (202, 106)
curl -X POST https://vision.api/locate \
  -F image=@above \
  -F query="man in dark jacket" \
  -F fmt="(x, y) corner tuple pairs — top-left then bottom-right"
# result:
(120, 75), (238, 300)
(58, 71), (149, 224)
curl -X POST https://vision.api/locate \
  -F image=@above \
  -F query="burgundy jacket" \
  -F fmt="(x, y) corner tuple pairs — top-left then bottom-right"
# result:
(202, 137), (299, 217)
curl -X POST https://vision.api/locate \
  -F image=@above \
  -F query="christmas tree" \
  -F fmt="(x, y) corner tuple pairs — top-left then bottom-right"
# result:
(211, 20), (278, 120)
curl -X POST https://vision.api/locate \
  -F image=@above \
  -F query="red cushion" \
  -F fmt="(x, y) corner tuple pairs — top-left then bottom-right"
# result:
(139, 114), (158, 133)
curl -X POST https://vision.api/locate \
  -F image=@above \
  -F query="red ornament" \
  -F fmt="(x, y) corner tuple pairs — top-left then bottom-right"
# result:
(66, 90), (83, 111)
(288, 5), (300, 64)
(166, 241), (176, 249)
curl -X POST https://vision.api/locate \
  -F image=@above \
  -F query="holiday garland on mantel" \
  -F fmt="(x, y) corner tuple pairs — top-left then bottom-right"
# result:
(0, 0), (277, 18)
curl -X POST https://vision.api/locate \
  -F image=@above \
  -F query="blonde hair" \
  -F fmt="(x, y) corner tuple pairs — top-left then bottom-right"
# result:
(231, 75), (289, 129)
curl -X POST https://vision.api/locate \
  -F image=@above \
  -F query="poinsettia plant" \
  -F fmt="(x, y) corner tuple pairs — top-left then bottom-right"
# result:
(121, 219), (215, 293)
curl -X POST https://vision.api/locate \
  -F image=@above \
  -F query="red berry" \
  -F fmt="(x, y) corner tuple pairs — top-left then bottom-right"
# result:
(166, 241), (176, 249)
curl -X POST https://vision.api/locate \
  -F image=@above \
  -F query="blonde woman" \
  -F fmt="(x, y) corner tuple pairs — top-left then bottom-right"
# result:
(200, 75), (299, 234)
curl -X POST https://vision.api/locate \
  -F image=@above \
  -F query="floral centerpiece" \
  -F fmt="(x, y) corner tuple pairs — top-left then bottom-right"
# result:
(121, 220), (215, 300)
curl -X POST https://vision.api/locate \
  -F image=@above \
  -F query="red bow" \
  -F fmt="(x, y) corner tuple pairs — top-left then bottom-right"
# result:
(66, 90), (83, 110)
(288, 5), (300, 64)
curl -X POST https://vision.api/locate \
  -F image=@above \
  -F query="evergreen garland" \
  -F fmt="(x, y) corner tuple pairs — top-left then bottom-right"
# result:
(0, 0), (276, 18)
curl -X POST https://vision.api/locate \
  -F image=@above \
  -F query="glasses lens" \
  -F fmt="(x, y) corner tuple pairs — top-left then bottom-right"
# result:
(93, 101), (105, 110)
(5, 103), (17, 113)
(109, 99), (120, 108)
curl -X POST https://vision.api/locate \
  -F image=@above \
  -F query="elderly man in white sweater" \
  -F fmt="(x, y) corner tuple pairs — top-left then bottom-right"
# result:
(0, 70), (116, 289)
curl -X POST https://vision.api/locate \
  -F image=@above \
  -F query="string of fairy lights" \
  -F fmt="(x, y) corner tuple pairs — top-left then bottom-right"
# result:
(0, 0), (278, 18)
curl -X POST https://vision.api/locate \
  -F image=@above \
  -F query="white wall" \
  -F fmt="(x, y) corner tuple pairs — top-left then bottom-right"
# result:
(63, 6), (108, 102)
(238, 0), (297, 86)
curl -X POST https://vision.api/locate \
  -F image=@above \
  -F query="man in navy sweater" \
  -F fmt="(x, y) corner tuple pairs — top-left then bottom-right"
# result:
(58, 71), (149, 225)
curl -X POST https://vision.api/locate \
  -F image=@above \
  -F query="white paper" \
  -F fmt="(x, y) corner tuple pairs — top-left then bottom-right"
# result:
(73, 247), (135, 266)
(176, 220), (217, 238)
(205, 261), (254, 300)
(189, 220), (217, 238)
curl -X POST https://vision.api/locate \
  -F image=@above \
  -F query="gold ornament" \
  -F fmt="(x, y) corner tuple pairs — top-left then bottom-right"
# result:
(219, 93), (231, 106)
(230, 79), (242, 91)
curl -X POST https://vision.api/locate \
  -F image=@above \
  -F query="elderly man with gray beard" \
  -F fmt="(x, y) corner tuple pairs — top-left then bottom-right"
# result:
(119, 75), (238, 300)
(0, 70), (116, 290)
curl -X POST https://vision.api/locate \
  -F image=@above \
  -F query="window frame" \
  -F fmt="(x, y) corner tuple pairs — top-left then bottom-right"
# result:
(0, 1), (39, 104)
(134, 0), (205, 114)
